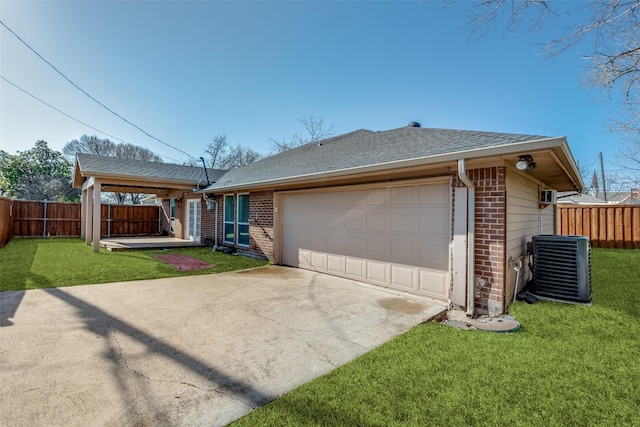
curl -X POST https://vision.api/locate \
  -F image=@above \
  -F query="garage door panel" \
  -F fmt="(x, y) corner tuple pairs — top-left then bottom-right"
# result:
(310, 252), (327, 270)
(366, 234), (390, 261)
(327, 191), (347, 206)
(419, 237), (449, 270)
(345, 232), (365, 257)
(281, 180), (450, 300)
(327, 255), (344, 275)
(366, 188), (389, 206)
(346, 209), (366, 229)
(391, 236), (419, 265)
(419, 270), (448, 297)
(327, 209), (346, 228)
(391, 210), (418, 233)
(310, 231), (328, 253)
(419, 209), (449, 234)
(420, 184), (448, 204)
(366, 210), (390, 232)
(345, 190), (366, 207)
(327, 231), (346, 254)
(297, 249), (312, 268)
(309, 210), (327, 228)
(391, 186), (418, 205)
(345, 257), (365, 280)
(310, 193), (328, 206)
(390, 265), (416, 290)
(366, 260), (389, 285)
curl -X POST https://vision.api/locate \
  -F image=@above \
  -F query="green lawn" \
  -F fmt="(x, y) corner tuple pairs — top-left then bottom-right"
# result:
(232, 248), (640, 427)
(0, 238), (268, 292)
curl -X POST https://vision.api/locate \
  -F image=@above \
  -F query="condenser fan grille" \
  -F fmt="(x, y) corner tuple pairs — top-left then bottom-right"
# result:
(532, 235), (592, 304)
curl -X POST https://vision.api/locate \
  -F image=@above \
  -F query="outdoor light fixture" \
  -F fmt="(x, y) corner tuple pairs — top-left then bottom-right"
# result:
(515, 154), (536, 171)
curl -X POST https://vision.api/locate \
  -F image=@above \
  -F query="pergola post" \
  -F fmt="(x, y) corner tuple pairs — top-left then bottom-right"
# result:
(85, 186), (93, 246)
(80, 188), (87, 240)
(93, 180), (101, 253)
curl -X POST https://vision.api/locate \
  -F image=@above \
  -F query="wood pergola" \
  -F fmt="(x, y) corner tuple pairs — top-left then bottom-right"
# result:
(79, 178), (197, 252)
(73, 154), (220, 253)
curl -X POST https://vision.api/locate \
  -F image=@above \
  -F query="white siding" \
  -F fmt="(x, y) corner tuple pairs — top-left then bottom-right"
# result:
(506, 169), (554, 303)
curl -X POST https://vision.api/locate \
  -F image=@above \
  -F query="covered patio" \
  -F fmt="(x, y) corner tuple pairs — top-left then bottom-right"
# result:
(73, 154), (223, 253)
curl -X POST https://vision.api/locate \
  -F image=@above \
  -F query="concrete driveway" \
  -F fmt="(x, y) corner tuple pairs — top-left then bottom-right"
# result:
(0, 266), (445, 426)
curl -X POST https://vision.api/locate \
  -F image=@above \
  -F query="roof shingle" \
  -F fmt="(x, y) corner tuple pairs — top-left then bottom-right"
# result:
(204, 126), (551, 191)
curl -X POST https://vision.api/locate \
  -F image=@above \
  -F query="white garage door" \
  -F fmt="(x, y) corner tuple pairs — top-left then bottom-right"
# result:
(280, 179), (451, 300)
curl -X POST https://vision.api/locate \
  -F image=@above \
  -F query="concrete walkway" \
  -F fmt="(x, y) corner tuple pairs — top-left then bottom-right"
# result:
(0, 266), (445, 426)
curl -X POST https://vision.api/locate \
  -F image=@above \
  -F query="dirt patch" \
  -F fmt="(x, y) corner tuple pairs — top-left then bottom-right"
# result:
(378, 297), (426, 315)
(154, 254), (214, 271)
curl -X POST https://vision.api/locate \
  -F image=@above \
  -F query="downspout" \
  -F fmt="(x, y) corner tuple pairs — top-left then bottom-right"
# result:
(457, 159), (475, 317)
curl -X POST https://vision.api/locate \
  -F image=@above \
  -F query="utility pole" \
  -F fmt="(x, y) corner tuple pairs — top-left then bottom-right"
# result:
(599, 152), (607, 202)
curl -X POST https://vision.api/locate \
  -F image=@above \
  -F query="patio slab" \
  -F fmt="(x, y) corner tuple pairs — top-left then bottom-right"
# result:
(100, 236), (204, 251)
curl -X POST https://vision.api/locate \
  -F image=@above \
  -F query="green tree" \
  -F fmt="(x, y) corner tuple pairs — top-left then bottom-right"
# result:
(0, 140), (78, 201)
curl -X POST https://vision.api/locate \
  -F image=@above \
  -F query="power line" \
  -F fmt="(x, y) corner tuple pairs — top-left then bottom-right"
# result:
(0, 75), (184, 164)
(0, 19), (195, 160)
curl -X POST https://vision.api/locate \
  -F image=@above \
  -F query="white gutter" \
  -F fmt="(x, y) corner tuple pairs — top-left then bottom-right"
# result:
(457, 159), (475, 317)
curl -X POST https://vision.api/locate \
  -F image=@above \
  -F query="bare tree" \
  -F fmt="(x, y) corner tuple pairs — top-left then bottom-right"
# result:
(203, 134), (263, 169)
(269, 116), (335, 152)
(218, 145), (263, 169)
(203, 134), (230, 169)
(455, 0), (640, 179)
(63, 135), (116, 157)
(63, 135), (163, 204)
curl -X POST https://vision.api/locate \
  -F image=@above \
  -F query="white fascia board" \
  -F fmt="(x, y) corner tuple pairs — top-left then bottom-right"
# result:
(203, 137), (576, 193)
(80, 170), (201, 187)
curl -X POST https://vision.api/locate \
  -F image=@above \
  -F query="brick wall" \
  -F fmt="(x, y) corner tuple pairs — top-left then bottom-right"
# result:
(248, 191), (274, 260)
(453, 166), (507, 316)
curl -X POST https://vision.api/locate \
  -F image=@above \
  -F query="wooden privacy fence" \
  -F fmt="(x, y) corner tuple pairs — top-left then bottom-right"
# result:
(2, 199), (161, 241)
(557, 205), (640, 249)
(0, 197), (11, 247)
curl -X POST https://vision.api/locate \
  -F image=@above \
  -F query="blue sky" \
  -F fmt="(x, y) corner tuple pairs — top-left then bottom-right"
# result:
(0, 1), (625, 178)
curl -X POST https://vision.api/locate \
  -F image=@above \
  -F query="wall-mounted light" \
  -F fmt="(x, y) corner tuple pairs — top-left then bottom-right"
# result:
(515, 154), (536, 171)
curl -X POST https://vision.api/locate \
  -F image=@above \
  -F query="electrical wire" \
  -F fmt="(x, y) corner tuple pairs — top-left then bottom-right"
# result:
(0, 19), (195, 160)
(1, 75), (184, 164)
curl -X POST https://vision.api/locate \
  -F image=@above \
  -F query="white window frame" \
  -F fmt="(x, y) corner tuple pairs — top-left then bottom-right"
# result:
(237, 193), (250, 247)
(223, 194), (235, 244)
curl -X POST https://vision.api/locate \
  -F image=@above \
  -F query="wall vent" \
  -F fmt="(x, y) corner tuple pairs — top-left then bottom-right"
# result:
(532, 235), (591, 304)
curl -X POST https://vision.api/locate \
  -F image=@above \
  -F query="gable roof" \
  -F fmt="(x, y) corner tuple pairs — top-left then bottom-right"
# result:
(203, 126), (582, 192)
(73, 153), (225, 189)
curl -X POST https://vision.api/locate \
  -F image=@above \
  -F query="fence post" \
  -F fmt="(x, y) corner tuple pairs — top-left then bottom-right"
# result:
(108, 203), (111, 237)
(42, 199), (47, 238)
(158, 205), (161, 234)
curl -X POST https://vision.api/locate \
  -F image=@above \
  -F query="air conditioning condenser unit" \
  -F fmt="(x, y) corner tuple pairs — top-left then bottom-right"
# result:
(532, 235), (592, 304)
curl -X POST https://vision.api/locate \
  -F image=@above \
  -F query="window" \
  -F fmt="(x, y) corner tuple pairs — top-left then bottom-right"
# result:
(224, 195), (234, 243)
(237, 194), (250, 246)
